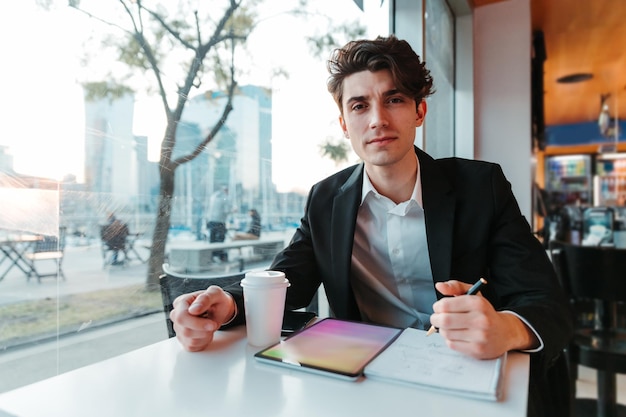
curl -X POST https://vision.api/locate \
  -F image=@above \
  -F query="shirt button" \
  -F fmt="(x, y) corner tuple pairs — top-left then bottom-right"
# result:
(392, 248), (400, 255)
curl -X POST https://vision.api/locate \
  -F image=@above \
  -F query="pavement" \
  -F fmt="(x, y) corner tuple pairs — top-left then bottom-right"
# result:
(0, 231), (290, 305)
(0, 240), (152, 306)
(0, 233), (280, 394)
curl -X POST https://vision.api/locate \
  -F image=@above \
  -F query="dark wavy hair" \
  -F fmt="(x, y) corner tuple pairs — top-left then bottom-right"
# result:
(326, 35), (434, 113)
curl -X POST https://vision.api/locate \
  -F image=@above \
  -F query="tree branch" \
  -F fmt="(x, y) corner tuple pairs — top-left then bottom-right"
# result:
(194, 10), (202, 47)
(158, 2), (241, 173)
(171, 1), (242, 125)
(172, 35), (238, 168)
(140, 4), (196, 51)
(197, 0), (242, 55)
(70, 2), (132, 36)
(115, 0), (172, 122)
(118, 0), (139, 31)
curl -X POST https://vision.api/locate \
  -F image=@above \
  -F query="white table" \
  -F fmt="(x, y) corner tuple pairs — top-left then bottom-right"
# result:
(0, 327), (529, 417)
(168, 238), (285, 272)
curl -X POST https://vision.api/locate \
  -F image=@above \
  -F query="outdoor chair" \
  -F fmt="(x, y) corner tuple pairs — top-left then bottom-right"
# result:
(550, 240), (626, 417)
(25, 226), (67, 283)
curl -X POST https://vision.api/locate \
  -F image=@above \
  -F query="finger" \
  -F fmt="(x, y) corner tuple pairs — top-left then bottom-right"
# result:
(434, 309), (488, 330)
(187, 286), (228, 316)
(187, 291), (213, 315)
(172, 291), (203, 312)
(172, 313), (217, 352)
(430, 311), (469, 332)
(433, 292), (484, 314)
(441, 334), (492, 359)
(171, 308), (218, 332)
(170, 297), (219, 332)
(173, 318), (216, 339)
(434, 280), (472, 296)
(175, 329), (215, 352)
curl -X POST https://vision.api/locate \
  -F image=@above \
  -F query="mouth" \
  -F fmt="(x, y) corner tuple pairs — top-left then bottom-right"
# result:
(367, 136), (395, 146)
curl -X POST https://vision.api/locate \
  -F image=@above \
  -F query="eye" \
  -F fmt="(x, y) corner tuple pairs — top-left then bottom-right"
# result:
(351, 103), (366, 111)
(388, 96), (404, 104)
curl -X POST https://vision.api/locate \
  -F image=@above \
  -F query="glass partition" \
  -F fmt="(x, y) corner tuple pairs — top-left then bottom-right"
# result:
(423, 0), (455, 158)
(0, 0), (389, 392)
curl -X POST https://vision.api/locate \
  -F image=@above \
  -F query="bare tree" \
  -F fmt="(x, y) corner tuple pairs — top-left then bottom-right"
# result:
(71, 0), (256, 288)
(71, 0), (364, 289)
(308, 21), (365, 168)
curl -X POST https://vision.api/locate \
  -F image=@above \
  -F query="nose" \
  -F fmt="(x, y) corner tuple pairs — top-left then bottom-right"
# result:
(369, 104), (389, 129)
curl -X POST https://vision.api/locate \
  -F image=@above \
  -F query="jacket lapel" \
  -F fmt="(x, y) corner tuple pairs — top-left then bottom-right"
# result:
(330, 164), (363, 319)
(416, 148), (455, 288)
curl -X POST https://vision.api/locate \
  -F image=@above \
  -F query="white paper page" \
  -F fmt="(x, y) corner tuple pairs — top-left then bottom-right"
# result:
(364, 327), (505, 401)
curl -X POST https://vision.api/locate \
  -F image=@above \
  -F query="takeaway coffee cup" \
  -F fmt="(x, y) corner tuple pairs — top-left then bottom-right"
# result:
(240, 271), (290, 347)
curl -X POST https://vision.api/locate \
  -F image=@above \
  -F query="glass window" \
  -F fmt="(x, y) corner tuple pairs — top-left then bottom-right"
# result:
(0, 0), (388, 391)
(424, 0), (455, 158)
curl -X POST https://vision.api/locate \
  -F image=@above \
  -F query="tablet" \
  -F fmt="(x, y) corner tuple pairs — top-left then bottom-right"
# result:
(254, 318), (402, 381)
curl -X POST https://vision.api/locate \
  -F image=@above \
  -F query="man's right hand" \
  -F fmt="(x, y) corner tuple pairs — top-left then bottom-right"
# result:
(170, 286), (237, 352)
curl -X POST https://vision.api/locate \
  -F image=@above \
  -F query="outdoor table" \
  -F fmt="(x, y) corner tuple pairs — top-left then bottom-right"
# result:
(0, 234), (41, 281)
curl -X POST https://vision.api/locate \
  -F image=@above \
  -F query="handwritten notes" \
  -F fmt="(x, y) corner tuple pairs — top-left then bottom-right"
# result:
(364, 328), (505, 401)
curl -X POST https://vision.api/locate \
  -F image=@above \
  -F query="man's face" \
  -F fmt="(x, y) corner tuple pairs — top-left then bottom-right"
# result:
(339, 70), (426, 170)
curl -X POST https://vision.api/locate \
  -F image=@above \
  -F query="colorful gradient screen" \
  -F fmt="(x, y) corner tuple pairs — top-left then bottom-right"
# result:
(254, 318), (402, 379)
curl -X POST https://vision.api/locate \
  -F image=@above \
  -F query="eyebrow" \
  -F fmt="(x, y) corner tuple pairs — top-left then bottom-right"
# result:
(345, 89), (402, 106)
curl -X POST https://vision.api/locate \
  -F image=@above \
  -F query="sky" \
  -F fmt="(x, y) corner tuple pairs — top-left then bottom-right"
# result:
(0, 0), (388, 193)
(0, 2), (85, 181)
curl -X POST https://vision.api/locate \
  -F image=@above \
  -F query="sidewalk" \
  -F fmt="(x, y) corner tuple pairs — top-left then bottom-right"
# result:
(0, 240), (151, 306)
(0, 230), (291, 306)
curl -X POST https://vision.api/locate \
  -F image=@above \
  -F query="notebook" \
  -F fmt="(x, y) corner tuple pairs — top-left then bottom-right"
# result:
(254, 318), (505, 401)
(364, 327), (506, 401)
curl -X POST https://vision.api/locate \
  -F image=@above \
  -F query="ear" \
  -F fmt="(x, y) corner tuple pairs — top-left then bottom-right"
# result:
(339, 114), (349, 138)
(416, 100), (427, 127)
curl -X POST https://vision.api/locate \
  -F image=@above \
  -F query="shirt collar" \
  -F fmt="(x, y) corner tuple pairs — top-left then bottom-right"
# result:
(360, 154), (423, 208)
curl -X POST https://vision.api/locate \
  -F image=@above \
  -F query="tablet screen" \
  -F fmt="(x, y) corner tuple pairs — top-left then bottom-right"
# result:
(254, 318), (402, 380)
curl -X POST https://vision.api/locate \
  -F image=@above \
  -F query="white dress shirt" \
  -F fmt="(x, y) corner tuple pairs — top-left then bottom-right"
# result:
(351, 156), (436, 329)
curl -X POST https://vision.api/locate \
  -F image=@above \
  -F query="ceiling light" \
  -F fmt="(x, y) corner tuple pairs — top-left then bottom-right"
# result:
(556, 73), (593, 83)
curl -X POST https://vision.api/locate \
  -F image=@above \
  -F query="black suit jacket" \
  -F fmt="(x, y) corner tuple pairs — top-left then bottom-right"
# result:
(227, 147), (572, 417)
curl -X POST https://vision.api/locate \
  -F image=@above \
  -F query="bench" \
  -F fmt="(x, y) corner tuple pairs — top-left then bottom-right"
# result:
(167, 237), (286, 273)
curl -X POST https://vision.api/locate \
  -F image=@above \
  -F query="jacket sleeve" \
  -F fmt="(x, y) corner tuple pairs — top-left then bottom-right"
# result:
(486, 165), (572, 363)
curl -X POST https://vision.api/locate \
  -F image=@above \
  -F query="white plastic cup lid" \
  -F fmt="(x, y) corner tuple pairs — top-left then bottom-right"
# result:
(240, 270), (288, 287)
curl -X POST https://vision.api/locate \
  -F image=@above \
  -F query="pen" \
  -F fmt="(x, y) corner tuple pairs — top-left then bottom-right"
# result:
(426, 277), (488, 336)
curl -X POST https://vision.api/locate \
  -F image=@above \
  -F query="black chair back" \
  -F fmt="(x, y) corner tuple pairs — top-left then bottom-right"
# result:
(159, 263), (245, 338)
(550, 241), (626, 416)
(556, 242), (626, 304)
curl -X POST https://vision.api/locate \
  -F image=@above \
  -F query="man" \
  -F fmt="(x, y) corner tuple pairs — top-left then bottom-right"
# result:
(232, 209), (262, 240)
(102, 212), (129, 265)
(206, 185), (230, 261)
(171, 36), (572, 417)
